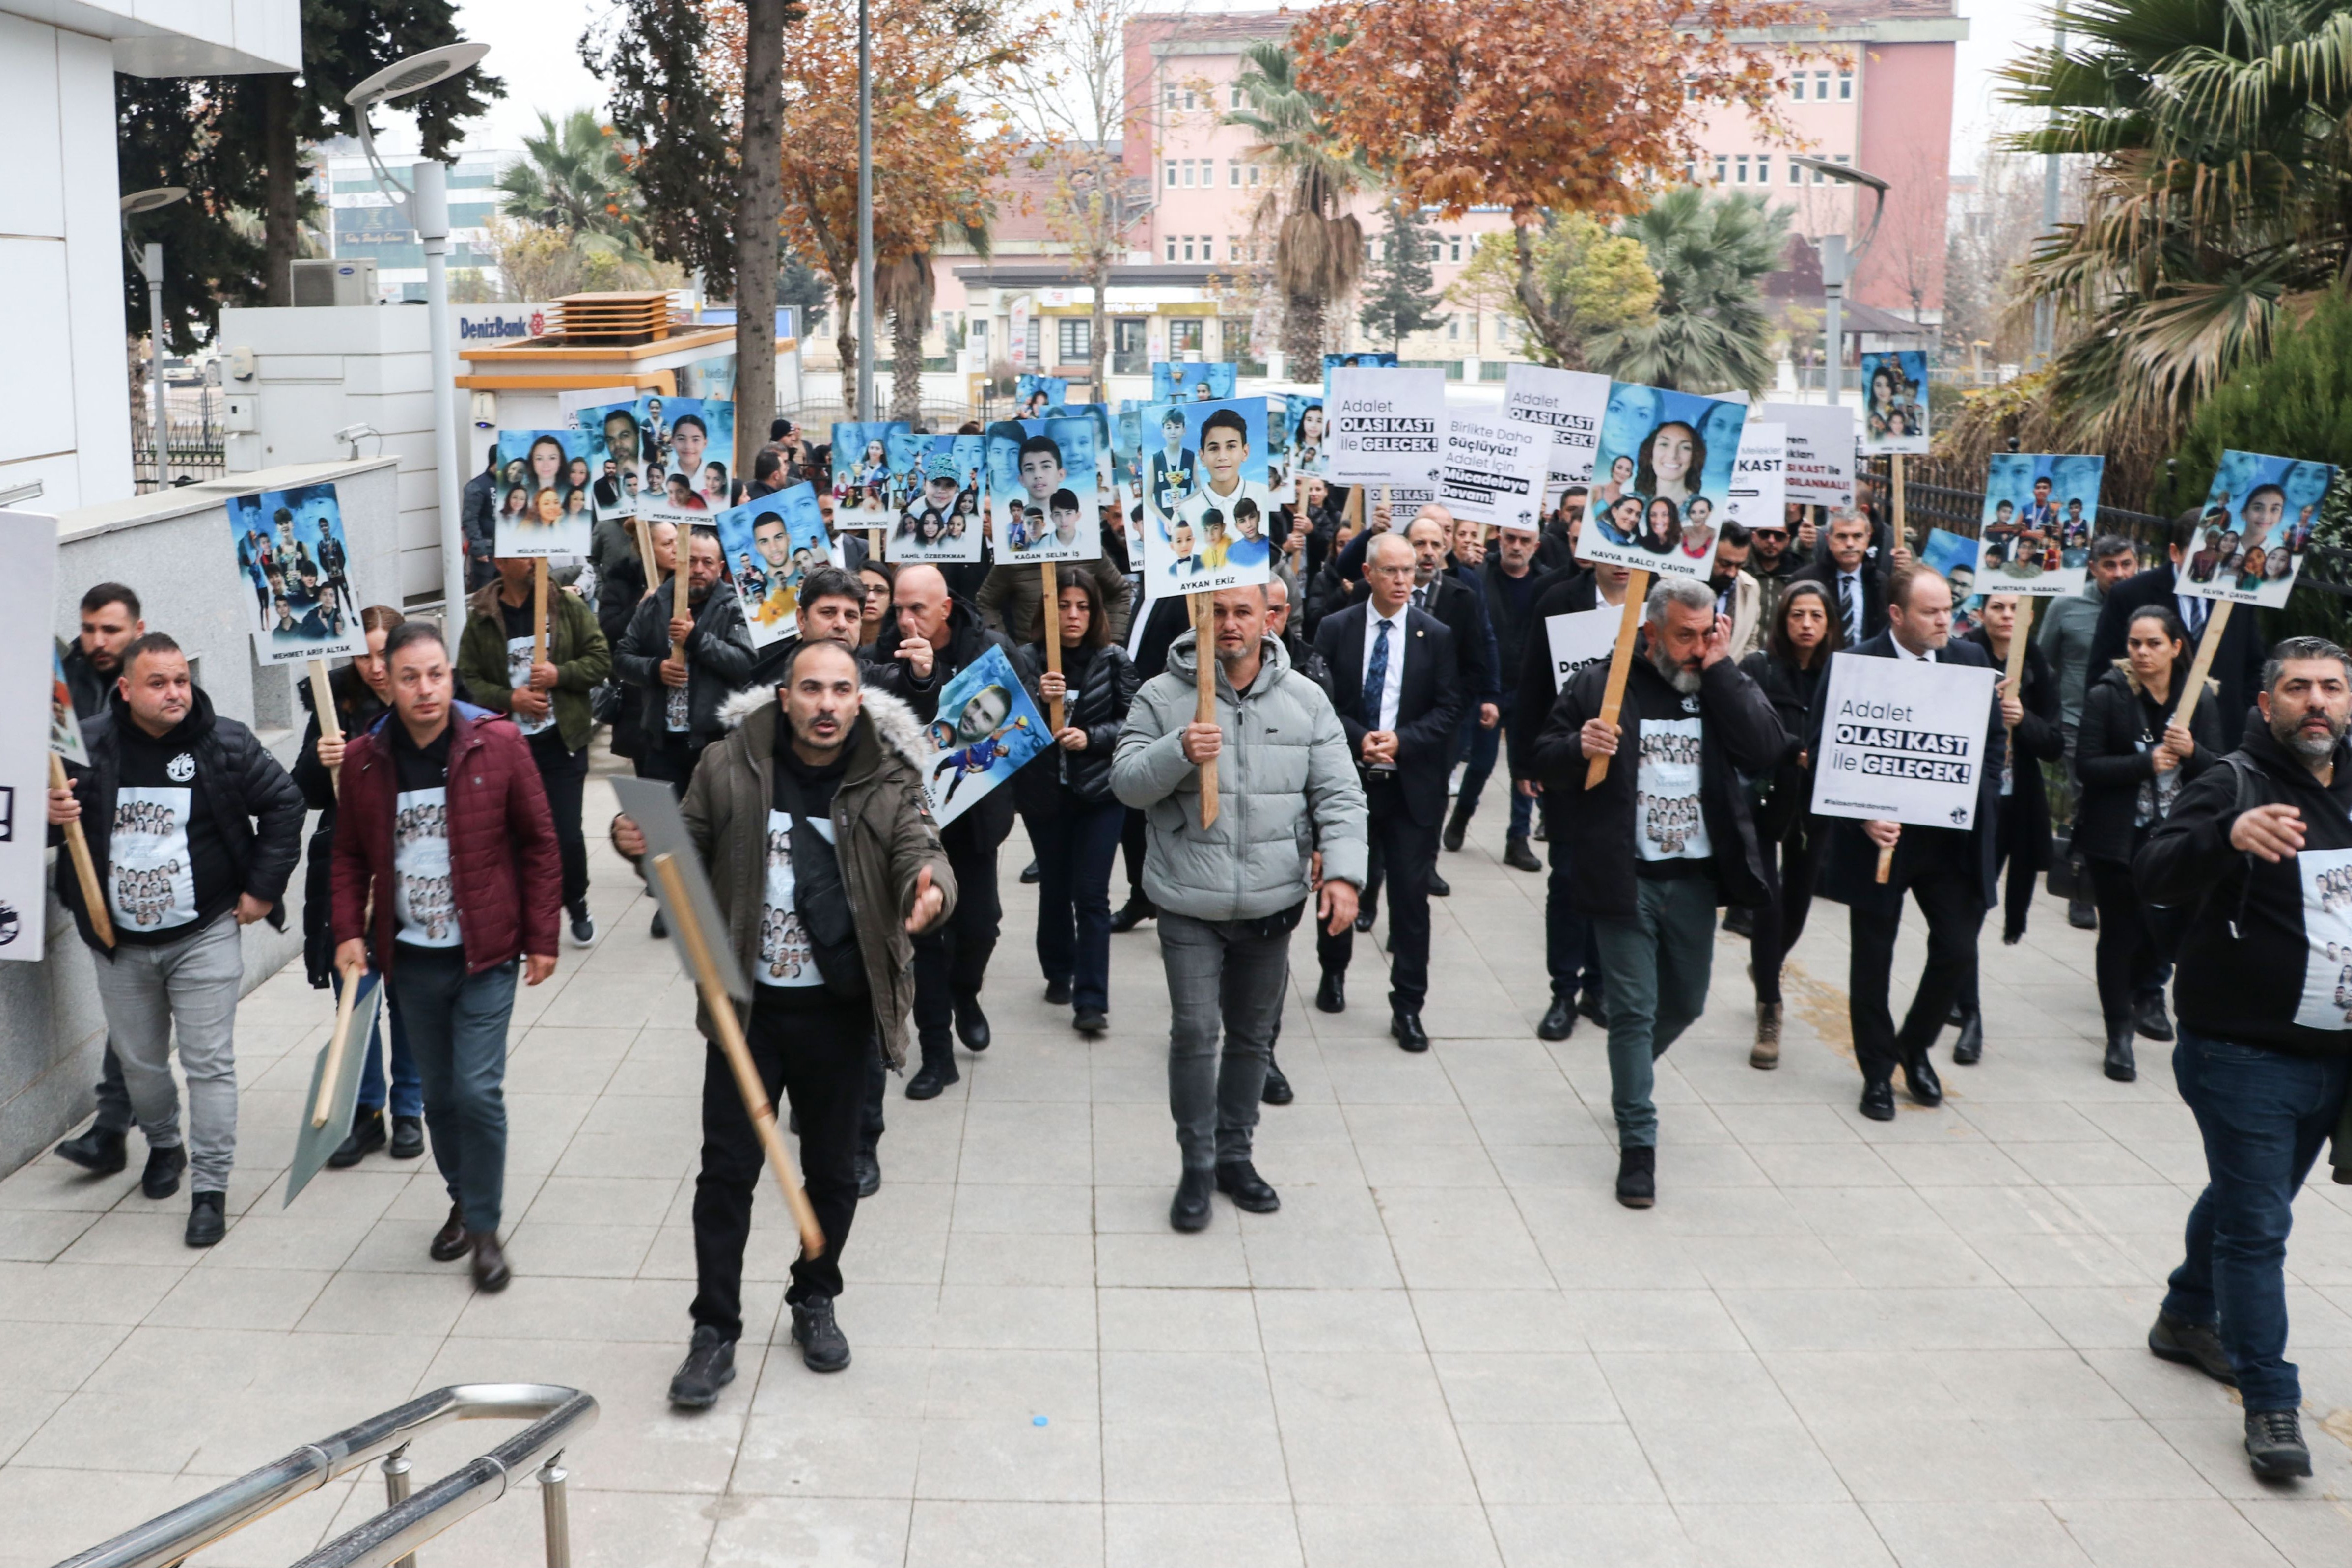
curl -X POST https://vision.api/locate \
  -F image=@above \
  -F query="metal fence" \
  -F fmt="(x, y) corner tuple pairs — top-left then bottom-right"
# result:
(133, 413), (228, 494)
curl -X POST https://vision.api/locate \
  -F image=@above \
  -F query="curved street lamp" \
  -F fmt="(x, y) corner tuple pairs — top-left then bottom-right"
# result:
(122, 187), (190, 488)
(1790, 156), (1891, 404)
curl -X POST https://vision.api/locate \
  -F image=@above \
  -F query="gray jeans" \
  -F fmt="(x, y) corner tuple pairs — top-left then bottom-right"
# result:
(1590, 875), (1717, 1149)
(1159, 909), (1291, 1169)
(89, 913), (244, 1193)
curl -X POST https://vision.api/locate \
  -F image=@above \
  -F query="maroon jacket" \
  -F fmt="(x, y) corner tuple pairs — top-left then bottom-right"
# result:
(331, 705), (561, 974)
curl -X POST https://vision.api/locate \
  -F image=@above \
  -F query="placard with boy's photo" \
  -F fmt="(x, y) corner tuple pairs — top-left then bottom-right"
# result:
(831, 420), (911, 528)
(717, 485), (834, 647)
(886, 434), (987, 564)
(2177, 450), (2340, 609)
(1976, 453), (2105, 596)
(1860, 350), (1930, 454)
(631, 395), (738, 513)
(492, 430), (594, 557)
(986, 418), (1102, 564)
(1137, 396), (1276, 597)
(1920, 526), (1985, 640)
(1577, 383), (1748, 580)
(228, 483), (366, 665)
(918, 644), (1051, 828)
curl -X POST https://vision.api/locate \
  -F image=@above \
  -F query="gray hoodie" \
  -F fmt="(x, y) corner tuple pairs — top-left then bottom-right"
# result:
(1112, 628), (1368, 922)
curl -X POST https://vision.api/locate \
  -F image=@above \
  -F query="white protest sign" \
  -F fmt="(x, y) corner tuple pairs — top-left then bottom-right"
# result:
(1327, 366), (1445, 489)
(1439, 412), (1549, 530)
(1758, 402), (1856, 509)
(1809, 653), (1995, 831)
(1546, 606), (1621, 693)
(1502, 364), (1611, 494)
(1722, 421), (1786, 532)
(0, 510), (60, 963)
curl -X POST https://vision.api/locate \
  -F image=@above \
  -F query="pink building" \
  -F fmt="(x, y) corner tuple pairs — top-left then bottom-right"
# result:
(933, 0), (1962, 385)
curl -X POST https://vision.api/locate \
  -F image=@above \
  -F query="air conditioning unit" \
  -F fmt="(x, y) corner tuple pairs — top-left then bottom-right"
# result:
(290, 258), (378, 307)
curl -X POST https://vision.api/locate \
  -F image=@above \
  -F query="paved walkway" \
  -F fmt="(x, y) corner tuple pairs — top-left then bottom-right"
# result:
(4, 765), (2352, 1567)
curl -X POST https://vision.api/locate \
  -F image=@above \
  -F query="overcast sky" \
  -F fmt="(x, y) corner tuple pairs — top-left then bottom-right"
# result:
(413, 0), (2052, 175)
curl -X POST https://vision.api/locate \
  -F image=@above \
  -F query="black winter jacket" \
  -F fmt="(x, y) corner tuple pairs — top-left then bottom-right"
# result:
(2136, 722), (2352, 1057)
(1963, 625), (2063, 873)
(613, 579), (757, 747)
(2089, 563), (2263, 749)
(1013, 640), (1140, 804)
(1507, 568), (1611, 779)
(2073, 661), (2223, 865)
(53, 688), (306, 956)
(1737, 647), (1826, 841)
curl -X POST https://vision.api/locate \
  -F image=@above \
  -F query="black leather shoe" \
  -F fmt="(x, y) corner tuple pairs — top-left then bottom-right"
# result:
(1044, 979), (1072, 1006)
(1532, 818), (1548, 843)
(1903, 1054), (1943, 1107)
(1315, 971), (1345, 1014)
(1073, 1008), (1108, 1036)
(1614, 1145), (1656, 1209)
(1216, 1160), (1281, 1213)
(389, 1115), (426, 1160)
(855, 1147), (881, 1198)
(430, 1204), (469, 1262)
(1947, 1003), (1967, 1028)
(1859, 1079), (1896, 1122)
(906, 1050), (959, 1100)
(1576, 990), (1608, 1028)
(141, 1144), (186, 1201)
(1504, 836), (1542, 873)
(1537, 995), (1575, 1041)
(2105, 1022), (2137, 1083)
(1722, 905), (1755, 938)
(1111, 895), (1156, 933)
(1442, 805), (1471, 853)
(792, 1297), (851, 1372)
(1170, 1167), (1214, 1232)
(954, 994), (991, 1052)
(651, 908), (668, 938)
(2246, 1408), (2312, 1479)
(2148, 1309), (2236, 1385)
(1428, 871), (1451, 898)
(2133, 990), (2174, 1042)
(1392, 1013), (1430, 1053)
(328, 1107), (387, 1169)
(1951, 1010), (1984, 1066)
(1020, 858), (1041, 884)
(185, 1191), (225, 1247)
(471, 1231), (512, 1293)
(2068, 895), (2097, 931)
(55, 1126), (127, 1176)
(1354, 898), (1378, 933)
(1261, 1056), (1294, 1105)
(668, 1325), (736, 1409)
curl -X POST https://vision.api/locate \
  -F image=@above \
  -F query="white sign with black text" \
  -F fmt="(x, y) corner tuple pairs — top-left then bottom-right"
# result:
(1722, 421), (1787, 532)
(1809, 653), (1995, 831)
(1545, 606), (1622, 694)
(1327, 367), (1446, 489)
(1439, 412), (1550, 531)
(1502, 364), (1611, 495)
(1757, 402), (1857, 510)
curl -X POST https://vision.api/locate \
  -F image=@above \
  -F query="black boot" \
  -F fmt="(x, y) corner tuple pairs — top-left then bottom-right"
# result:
(668, 1325), (737, 1409)
(953, 993), (992, 1052)
(1504, 837), (1542, 873)
(2133, 990), (2174, 1042)
(141, 1144), (187, 1201)
(2104, 1020), (2137, 1083)
(1614, 1145), (1656, 1209)
(1537, 994), (1575, 1041)
(1950, 1009), (1984, 1066)
(2068, 895), (2098, 930)
(1442, 801), (1472, 853)
(1111, 894), (1156, 933)
(791, 1296), (851, 1372)
(328, 1107), (387, 1169)
(55, 1125), (127, 1176)
(1170, 1167), (1214, 1232)
(1019, 858), (1041, 884)
(1722, 905), (1755, 938)
(1261, 1053), (1294, 1106)
(906, 1038), (960, 1100)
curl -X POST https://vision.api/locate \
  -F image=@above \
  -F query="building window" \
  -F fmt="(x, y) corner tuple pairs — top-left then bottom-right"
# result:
(1170, 318), (1204, 354)
(1182, 87), (1197, 109)
(1228, 235), (1241, 261)
(1735, 154), (1750, 183)
(1165, 235), (1177, 261)
(1230, 83), (1242, 109)
(1246, 165), (1260, 186)
(1182, 161), (1195, 187)
(1790, 75), (1805, 101)
(1164, 83), (1177, 110)
(1426, 236), (1444, 262)
(1058, 317), (1091, 364)
(1788, 158), (1803, 185)
(1814, 70), (1831, 98)
(1449, 235), (1462, 262)
(1682, 76), (1698, 101)
(1838, 69), (1853, 99)
(1756, 155), (1771, 184)
(1024, 317), (1042, 364)
(1447, 316), (1460, 341)
(1714, 154), (1728, 183)
(1182, 235), (1195, 261)
(1164, 162), (1177, 188)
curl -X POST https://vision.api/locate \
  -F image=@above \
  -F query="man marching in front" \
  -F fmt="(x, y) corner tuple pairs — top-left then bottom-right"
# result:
(332, 621), (562, 1291)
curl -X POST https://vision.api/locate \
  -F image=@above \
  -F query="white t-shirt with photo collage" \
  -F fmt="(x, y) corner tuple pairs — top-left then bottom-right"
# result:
(757, 809), (837, 988)
(393, 787), (462, 947)
(1634, 712), (1714, 863)
(109, 786), (199, 932)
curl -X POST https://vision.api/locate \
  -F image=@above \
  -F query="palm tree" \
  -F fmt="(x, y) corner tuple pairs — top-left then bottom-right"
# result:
(1588, 187), (1787, 394)
(496, 109), (648, 254)
(877, 219), (991, 420)
(2004, 0), (2352, 449)
(1227, 41), (1371, 369)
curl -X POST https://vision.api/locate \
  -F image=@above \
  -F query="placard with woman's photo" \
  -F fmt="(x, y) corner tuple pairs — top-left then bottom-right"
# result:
(1577, 383), (1749, 580)
(492, 430), (594, 558)
(2177, 450), (2339, 609)
(831, 420), (911, 529)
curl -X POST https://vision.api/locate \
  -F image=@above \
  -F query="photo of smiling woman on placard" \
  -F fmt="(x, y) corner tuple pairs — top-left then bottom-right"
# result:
(492, 429), (593, 557)
(1859, 349), (1930, 454)
(1575, 384), (1747, 579)
(2177, 450), (2340, 610)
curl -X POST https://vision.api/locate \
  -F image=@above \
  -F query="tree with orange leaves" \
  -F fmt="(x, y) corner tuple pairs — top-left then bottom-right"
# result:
(1297, 0), (1805, 368)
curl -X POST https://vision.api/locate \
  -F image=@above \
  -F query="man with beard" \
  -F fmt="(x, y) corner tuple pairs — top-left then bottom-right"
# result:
(1746, 515), (1804, 635)
(1532, 577), (1783, 1207)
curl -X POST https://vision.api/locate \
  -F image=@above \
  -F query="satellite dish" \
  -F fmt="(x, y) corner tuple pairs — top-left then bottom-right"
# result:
(120, 188), (189, 217)
(346, 42), (490, 108)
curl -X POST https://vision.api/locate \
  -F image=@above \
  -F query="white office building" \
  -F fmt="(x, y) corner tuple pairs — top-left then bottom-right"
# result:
(314, 138), (516, 302)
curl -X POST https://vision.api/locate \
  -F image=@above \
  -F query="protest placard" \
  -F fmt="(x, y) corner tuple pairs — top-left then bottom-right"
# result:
(917, 646), (1052, 828)
(1502, 364), (1611, 495)
(830, 420), (912, 530)
(2175, 449), (2338, 610)
(1327, 366), (1445, 490)
(1137, 398), (1276, 597)
(987, 418), (1104, 564)
(1546, 606), (1621, 693)
(1722, 420), (1787, 536)
(1153, 363), (1236, 402)
(1859, 351), (1930, 455)
(1977, 453), (2106, 597)
(1440, 412), (1549, 531)
(1015, 375), (1071, 416)
(0, 512), (58, 963)
(1576, 383), (1748, 581)
(228, 484), (366, 666)
(715, 485), (834, 647)
(881, 434), (986, 564)
(1809, 653), (1996, 832)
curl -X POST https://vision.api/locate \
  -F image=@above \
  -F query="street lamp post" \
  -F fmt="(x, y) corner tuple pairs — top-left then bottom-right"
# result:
(121, 188), (189, 490)
(345, 41), (491, 623)
(856, 0), (875, 419)
(1790, 157), (1890, 407)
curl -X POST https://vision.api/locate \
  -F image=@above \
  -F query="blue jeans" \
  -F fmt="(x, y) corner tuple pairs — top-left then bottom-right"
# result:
(1589, 875), (1715, 1147)
(2164, 1027), (2352, 1410)
(1032, 792), (1125, 1013)
(390, 949), (517, 1235)
(352, 975), (423, 1119)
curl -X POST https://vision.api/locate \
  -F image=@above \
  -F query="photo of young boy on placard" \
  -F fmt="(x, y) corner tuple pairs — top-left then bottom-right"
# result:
(1138, 397), (1276, 596)
(716, 484), (833, 646)
(986, 418), (1101, 564)
(493, 429), (594, 557)
(1576, 384), (1748, 580)
(2177, 450), (2340, 610)
(887, 435), (987, 564)
(228, 483), (366, 665)
(1977, 453), (2105, 594)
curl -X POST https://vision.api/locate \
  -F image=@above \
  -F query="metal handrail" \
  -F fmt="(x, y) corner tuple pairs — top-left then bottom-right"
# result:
(59, 1383), (598, 1568)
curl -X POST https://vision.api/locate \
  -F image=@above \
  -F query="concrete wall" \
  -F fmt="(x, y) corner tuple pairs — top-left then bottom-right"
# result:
(0, 457), (401, 1181)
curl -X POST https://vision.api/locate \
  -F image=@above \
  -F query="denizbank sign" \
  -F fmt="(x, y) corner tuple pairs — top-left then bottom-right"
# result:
(455, 305), (553, 342)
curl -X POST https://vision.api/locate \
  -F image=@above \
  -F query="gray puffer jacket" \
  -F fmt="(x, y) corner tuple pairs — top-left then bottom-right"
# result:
(1112, 629), (1368, 922)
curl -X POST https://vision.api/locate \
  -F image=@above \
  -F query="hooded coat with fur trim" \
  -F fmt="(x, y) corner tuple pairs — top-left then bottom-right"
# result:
(661, 683), (958, 1070)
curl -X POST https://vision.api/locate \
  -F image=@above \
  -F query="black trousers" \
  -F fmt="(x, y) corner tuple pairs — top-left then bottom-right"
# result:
(1847, 836), (1984, 1084)
(2088, 856), (2164, 1028)
(1953, 803), (2041, 1012)
(1121, 807), (1148, 900)
(1317, 776), (1438, 1013)
(532, 740), (590, 913)
(634, 734), (706, 789)
(914, 837), (1002, 1051)
(692, 987), (871, 1340)
(1540, 795), (1604, 1004)
(1750, 813), (1827, 1006)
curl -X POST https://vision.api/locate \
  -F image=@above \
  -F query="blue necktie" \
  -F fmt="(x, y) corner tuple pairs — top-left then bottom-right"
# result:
(1363, 618), (1392, 730)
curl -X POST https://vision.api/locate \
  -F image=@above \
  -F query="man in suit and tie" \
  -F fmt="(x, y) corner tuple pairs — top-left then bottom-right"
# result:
(1313, 531), (1464, 1049)
(1791, 509), (1886, 652)
(1812, 562), (2012, 1122)
(1401, 511), (1500, 898)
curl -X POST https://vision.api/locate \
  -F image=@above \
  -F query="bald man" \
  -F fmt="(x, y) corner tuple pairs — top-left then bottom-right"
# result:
(863, 563), (1022, 1097)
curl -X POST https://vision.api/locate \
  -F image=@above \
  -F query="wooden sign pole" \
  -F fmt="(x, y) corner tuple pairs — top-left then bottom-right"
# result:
(633, 515), (657, 592)
(1877, 841), (1895, 884)
(1041, 561), (1065, 733)
(2001, 598), (2035, 720)
(308, 660), (343, 793)
(2171, 601), (2233, 732)
(1189, 590), (1220, 828)
(49, 753), (112, 948)
(653, 853), (827, 1258)
(312, 967), (361, 1128)
(531, 559), (550, 668)
(1584, 569), (1651, 789)
(670, 525), (691, 662)
(1890, 453), (1910, 552)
